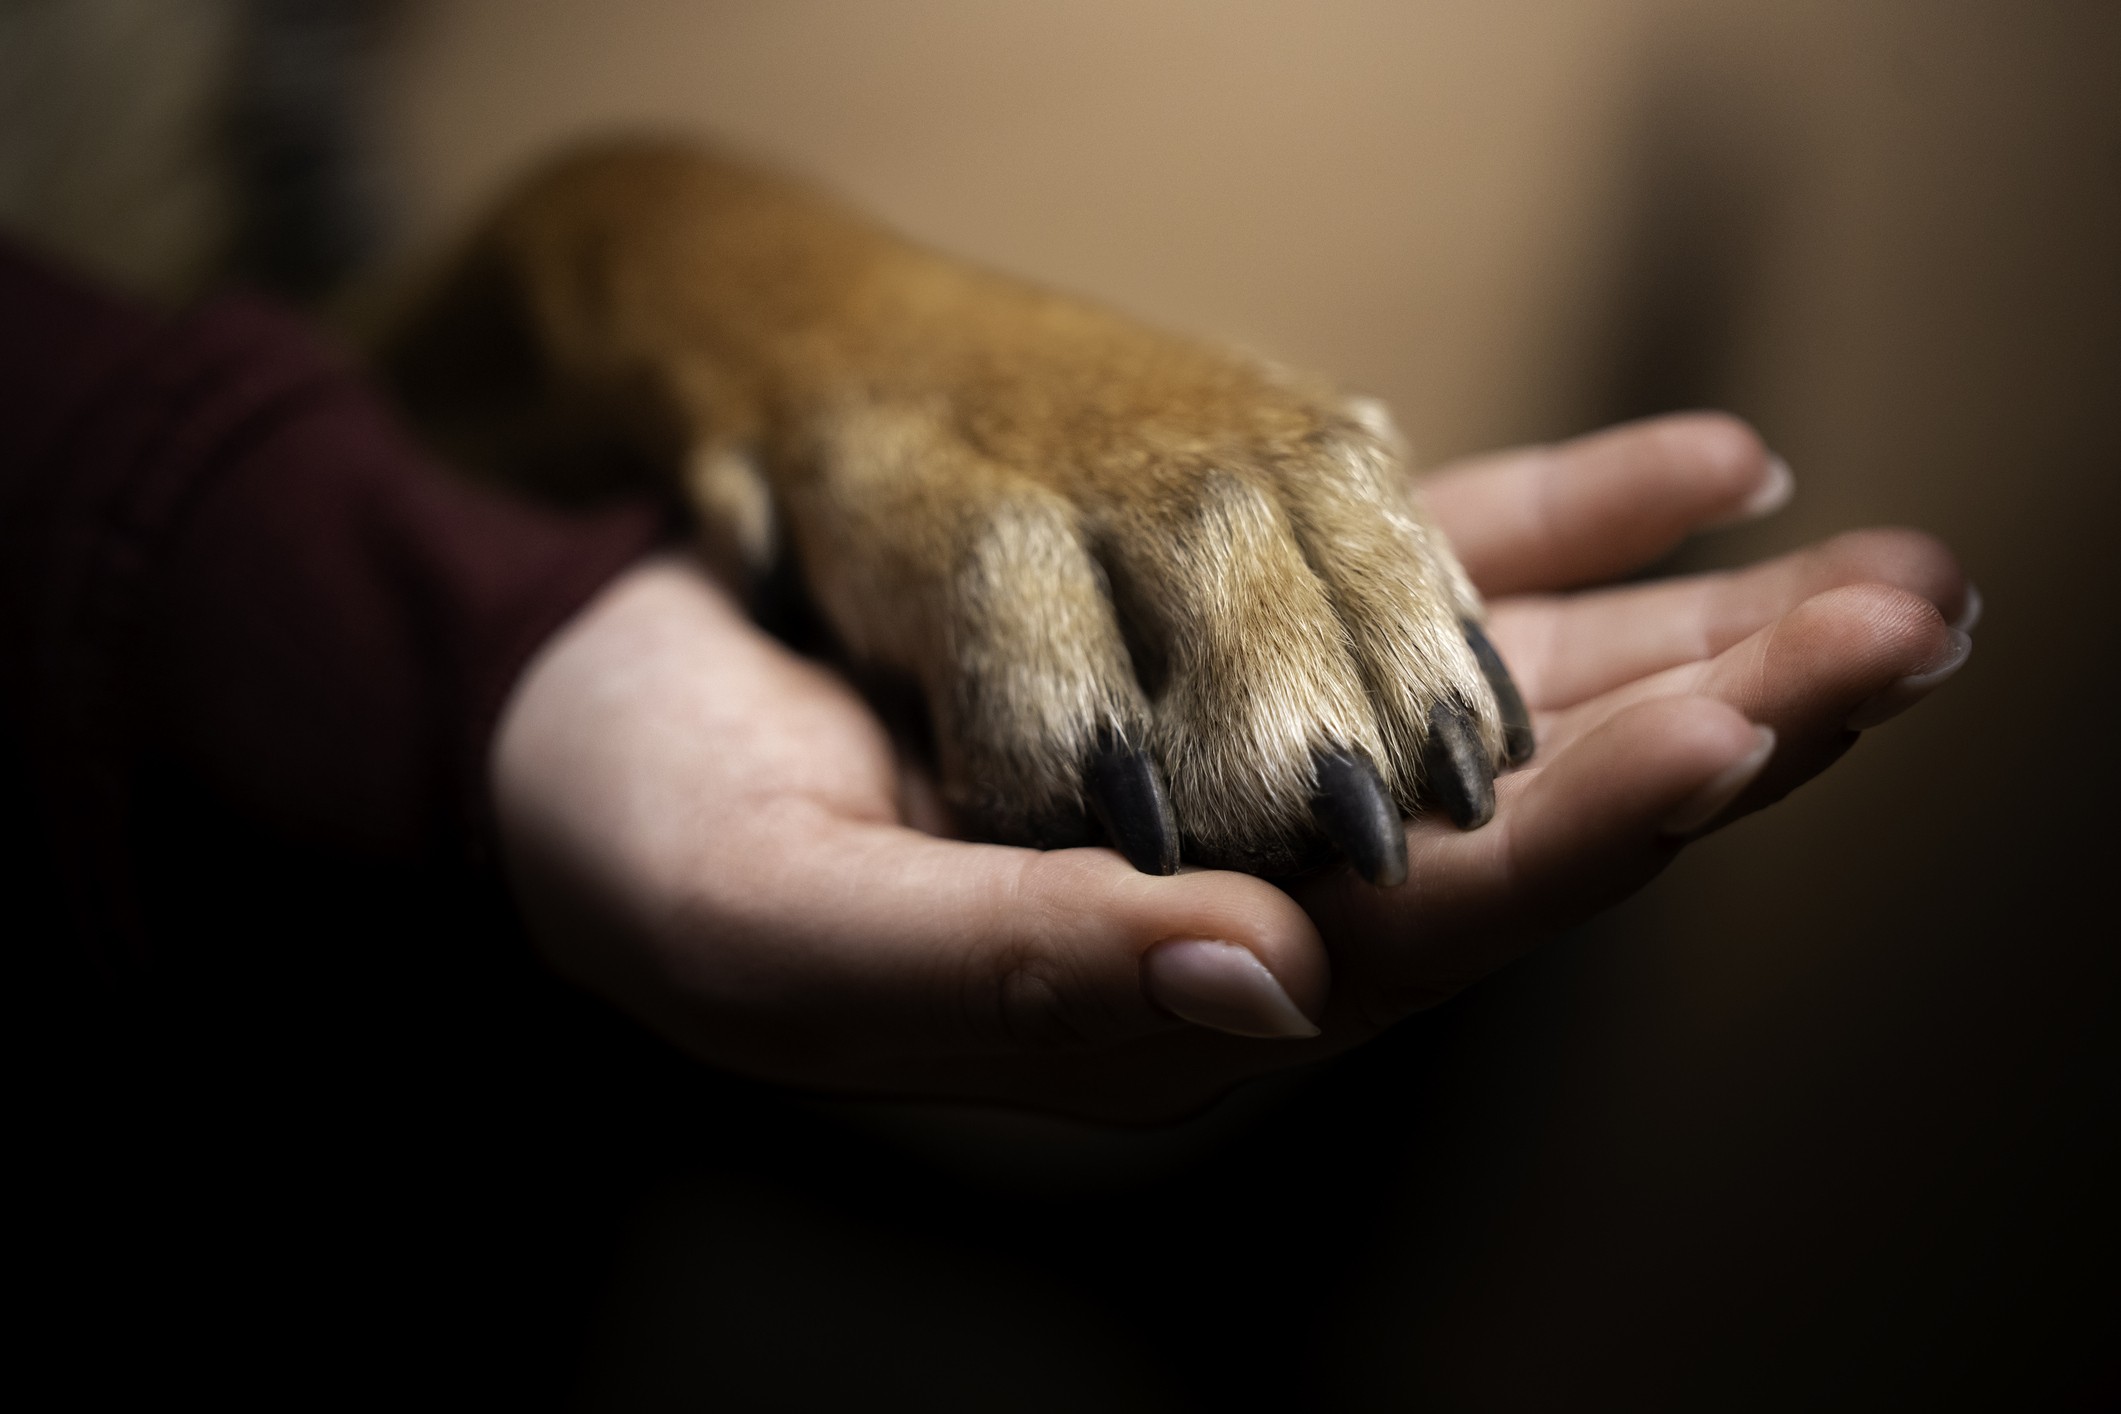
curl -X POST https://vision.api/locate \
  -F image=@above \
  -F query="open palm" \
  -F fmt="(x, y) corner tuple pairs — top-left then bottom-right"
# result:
(494, 414), (1970, 1120)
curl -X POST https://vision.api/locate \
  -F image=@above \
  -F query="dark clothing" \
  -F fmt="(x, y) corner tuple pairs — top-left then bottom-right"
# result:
(0, 236), (661, 971)
(2, 237), (665, 1400)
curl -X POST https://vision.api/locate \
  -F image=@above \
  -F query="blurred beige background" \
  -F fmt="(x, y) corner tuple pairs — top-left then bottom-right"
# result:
(6, 0), (2114, 1406)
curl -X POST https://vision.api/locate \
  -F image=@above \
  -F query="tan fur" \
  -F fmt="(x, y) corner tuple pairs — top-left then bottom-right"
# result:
(379, 139), (1504, 874)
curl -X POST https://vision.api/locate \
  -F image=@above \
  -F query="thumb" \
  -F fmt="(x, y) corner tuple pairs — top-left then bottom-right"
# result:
(597, 821), (1332, 1085)
(807, 829), (1330, 1056)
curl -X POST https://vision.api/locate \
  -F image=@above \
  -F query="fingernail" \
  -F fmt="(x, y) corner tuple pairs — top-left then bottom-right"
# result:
(1711, 454), (1794, 527)
(1659, 724), (1777, 837)
(1845, 629), (1973, 730)
(1742, 454), (1795, 518)
(1951, 583), (1983, 635)
(1142, 939), (1319, 1040)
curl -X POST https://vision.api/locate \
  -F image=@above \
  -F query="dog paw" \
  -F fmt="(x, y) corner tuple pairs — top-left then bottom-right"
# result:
(378, 142), (1532, 882)
(773, 375), (1529, 882)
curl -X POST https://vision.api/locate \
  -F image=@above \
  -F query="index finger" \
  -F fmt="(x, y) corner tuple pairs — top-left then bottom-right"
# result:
(1422, 412), (1788, 595)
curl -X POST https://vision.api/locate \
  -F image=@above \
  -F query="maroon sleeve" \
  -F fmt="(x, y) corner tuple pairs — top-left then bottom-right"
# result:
(0, 236), (666, 970)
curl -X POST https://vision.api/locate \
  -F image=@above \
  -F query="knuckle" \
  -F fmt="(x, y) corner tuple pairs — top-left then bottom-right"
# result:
(966, 944), (1115, 1051)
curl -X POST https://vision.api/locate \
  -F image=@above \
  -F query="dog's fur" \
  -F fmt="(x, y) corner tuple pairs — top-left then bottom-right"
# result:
(381, 140), (1510, 877)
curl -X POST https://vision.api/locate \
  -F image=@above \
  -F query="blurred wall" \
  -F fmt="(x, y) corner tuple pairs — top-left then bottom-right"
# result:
(379, 0), (1661, 465)
(0, 0), (239, 298)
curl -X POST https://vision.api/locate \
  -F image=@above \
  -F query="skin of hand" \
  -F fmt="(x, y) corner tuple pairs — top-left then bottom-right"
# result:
(491, 413), (1973, 1122)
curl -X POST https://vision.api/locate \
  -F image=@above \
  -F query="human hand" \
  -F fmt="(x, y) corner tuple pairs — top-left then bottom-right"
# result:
(491, 414), (1970, 1120)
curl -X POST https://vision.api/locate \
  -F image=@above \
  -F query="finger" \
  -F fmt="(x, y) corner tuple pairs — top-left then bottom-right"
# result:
(1300, 695), (1772, 1025)
(1489, 528), (1970, 710)
(839, 830), (1331, 1050)
(1535, 584), (1968, 807)
(1424, 412), (1785, 595)
(628, 822), (1333, 1074)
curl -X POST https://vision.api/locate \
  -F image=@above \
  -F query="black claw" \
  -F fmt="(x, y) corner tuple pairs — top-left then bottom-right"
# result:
(1425, 701), (1497, 830)
(1085, 738), (1179, 875)
(1463, 617), (1535, 766)
(1310, 751), (1407, 887)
